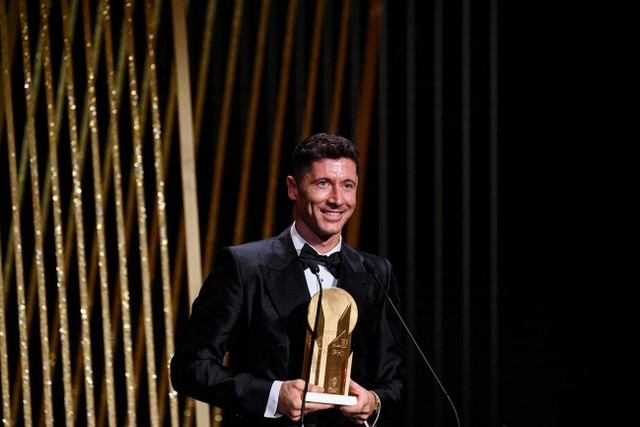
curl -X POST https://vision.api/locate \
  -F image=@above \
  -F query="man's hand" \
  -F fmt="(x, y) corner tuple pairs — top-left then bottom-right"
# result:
(339, 379), (378, 424)
(277, 379), (334, 421)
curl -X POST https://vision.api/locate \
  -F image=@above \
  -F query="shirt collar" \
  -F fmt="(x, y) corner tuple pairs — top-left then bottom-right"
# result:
(290, 222), (342, 256)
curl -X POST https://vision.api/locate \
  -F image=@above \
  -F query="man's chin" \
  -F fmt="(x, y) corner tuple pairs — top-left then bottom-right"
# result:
(317, 223), (346, 238)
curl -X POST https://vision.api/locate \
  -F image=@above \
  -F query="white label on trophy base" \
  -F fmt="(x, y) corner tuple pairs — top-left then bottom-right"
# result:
(305, 391), (357, 406)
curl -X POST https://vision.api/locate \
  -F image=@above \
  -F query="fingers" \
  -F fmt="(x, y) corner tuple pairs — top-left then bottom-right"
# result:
(340, 401), (374, 424)
(339, 379), (377, 424)
(277, 380), (305, 420)
(277, 380), (334, 421)
(303, 384), (334, 413)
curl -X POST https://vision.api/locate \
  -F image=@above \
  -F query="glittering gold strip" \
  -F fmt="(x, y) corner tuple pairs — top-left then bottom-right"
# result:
(4, 0), (61, 298)
(203, 0), (245, 272)
(2, 0), (40, 297)
(52, 36), (97, 427)
(69, 1), (122, 424)
(38, 0), (77, 425)
(59, 0), (97, 424)
(2, 0), (77, 302)
(262, 0), (298, 238)
(0, 0), (13, 143)
(328, 0), (351, 133)
(0, 236), (12, 427)
(130, 0), (173, 422)
(345, 0), (382, 246)
(142, 0), (179, 425)
(171, 222), (191, 427)
(123, 1), (160, 425)
(0, 2), (18, 247)
(156, 33), (180, 425)
(17, 3), (55, 424)
(43, 1), (105, 424)
(10, 0), (82, 422)
(100, 3), (161, 420)
(233, 0), (271, 245)
(0, 0), (22, 295)
(101, 0), (137, 423)
(0, 1), (34, 424)
(300, 0), (325, 139)
(74, 20), (131, 427)
(78, 0), (118, 425)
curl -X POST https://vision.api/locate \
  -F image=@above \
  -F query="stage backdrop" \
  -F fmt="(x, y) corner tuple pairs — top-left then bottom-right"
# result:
(0, 1), (549, 426)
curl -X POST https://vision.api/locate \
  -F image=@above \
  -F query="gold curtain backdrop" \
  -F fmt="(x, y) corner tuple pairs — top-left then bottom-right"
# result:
(0, 0), (517, 426)
(0, 0), (389, 425)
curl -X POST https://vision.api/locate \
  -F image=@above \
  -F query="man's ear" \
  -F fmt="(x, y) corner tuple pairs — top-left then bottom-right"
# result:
(286, 176), (297, 200)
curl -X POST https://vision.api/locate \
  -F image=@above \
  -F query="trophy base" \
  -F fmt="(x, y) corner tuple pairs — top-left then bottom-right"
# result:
(305, 392), (357, 406)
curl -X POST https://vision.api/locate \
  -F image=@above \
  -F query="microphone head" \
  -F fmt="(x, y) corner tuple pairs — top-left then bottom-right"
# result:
(307, 260), (320, 274)
(362, 259), (376, 275)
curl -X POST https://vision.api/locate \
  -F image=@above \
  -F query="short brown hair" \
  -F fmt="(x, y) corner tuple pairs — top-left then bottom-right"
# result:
(291, 133), (360, 182)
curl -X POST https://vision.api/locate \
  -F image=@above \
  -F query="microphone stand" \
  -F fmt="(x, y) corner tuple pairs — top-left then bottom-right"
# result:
(300, 260), (323, 427)
(363, 259), (461, 427)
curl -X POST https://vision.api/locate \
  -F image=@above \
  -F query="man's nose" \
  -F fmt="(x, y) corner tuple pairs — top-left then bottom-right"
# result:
(327, 186), (343, 204)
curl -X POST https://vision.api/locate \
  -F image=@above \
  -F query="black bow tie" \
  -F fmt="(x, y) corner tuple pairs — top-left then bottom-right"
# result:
(299, 244), (342, 277)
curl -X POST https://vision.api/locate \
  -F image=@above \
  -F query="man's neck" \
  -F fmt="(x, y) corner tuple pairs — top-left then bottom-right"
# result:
(291, 222), (341, 254)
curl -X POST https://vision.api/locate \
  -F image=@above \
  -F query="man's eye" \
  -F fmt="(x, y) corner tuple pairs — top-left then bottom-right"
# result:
(317, 180), (329, 187)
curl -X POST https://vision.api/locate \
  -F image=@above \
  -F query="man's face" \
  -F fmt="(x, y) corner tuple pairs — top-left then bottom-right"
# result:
(287, 158), (358, 245)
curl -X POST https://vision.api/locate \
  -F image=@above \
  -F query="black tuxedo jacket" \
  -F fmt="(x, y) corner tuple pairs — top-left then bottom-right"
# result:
(171, 227), (406, 426)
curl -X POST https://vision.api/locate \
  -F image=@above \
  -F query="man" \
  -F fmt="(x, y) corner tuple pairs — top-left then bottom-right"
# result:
(171, 133), (406, 426)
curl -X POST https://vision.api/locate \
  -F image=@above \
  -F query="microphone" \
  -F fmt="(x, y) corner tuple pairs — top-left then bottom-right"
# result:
(362, 259), (461, 427)
(300, 260), (323, 426)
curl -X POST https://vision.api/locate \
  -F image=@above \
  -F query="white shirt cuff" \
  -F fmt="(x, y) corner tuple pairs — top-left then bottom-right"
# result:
(264, 380), (284, 418)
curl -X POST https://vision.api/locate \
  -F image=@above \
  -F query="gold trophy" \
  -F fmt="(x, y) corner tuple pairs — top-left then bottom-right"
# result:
(302, 287), (358, 405)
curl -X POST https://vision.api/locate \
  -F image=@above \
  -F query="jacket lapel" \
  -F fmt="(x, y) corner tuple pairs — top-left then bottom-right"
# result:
(338, 244), (372, 305)
(260, 232), (374, 327)
(260, 229), (310, 320)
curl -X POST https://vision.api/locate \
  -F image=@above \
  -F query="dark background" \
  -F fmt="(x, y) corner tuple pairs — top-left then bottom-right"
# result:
(0, 0), (620, 425)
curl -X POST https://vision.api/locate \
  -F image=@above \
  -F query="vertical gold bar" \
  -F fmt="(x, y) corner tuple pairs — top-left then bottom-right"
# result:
(202, 0), (244, 272)
(233, 0), (271, 244)
(142, 0), (179, 425)
(300, 0), (325, 139)
(60, 0), (97, 424)
(328, 0), (351, 133)
(79, 0), (118, 425)
(1, 1), (25, 294)
(345, 0), (382, 246)
(39, 0), (76, 424)
(0, 236), (12, 427)
(0, 1), (33, 424)
(102, 0), (138, 423)
(262, 0), (298, 239)
(73, 1), (118, 424)
(9, 0), (82, 421)
(131, 0), (171, 421)
(16, 2), (54, 424)
(2, 0), (77, 306)
(51, 0), (101, 422)
(123, 1), (160, 425)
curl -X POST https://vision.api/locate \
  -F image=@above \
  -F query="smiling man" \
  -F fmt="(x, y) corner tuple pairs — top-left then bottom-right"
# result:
(171, 133), (407, 427)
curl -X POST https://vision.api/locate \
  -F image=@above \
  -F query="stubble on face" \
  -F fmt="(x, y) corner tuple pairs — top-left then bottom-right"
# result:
(287, 158), (358, 250)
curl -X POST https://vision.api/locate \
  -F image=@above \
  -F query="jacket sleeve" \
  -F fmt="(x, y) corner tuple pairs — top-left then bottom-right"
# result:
(170, 247), (273, 416)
